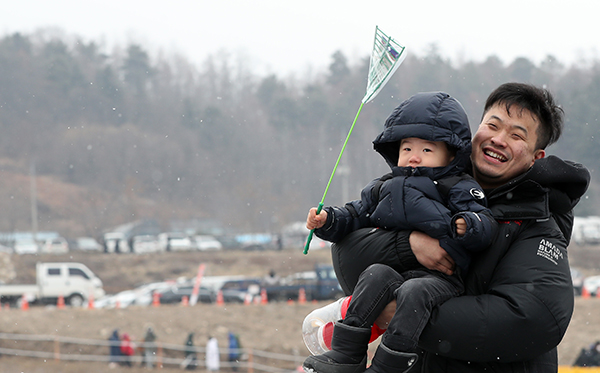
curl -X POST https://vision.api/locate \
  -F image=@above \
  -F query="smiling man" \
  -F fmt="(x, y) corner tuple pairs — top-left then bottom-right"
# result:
(320, 83), (591, 372)
(471, 88), (550, 190)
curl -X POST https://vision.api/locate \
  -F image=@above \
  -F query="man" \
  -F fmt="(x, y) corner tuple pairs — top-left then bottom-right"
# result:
(326, 83), (590, 372)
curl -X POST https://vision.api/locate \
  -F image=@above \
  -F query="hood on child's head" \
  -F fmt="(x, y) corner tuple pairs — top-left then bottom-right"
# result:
(373, 91), (472, 177)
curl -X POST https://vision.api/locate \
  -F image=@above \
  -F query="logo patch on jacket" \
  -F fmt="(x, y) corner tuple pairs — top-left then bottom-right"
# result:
(537, 239), (563, 265)
(470, 188), (485, 200)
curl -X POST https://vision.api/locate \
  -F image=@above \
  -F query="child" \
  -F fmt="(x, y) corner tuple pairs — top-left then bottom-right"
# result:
(303, 92), (497, 373)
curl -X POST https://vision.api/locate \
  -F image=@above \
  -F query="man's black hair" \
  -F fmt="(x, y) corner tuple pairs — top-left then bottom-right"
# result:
(482, 82), (564, 150)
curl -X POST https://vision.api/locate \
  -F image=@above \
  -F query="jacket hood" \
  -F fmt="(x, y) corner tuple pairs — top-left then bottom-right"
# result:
(486, 155), (590, 242)
(494, 155), (591, 214)
(373, 91), (472, 179)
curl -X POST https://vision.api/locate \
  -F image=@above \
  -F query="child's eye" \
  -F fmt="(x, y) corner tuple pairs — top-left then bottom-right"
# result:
(402, 147), (411, 152)
(423, 148), (432, 153)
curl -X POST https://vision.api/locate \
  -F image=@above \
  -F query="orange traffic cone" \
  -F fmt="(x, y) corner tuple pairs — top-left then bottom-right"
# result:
(287, 298), (294, 305)
(57, 295), (65, 309)
(21, 295), (29, 311)
(244, 293), (252, 305)
(260, 289), (268, 304)
(153, 292), (160, 307)
(298, 288), (306, 305)
(88, 294), (95, 309)
(115, 299), (121, 309)
(582, 286), (591, 299)
(181, 295), (189, 307)
(216, 290), (224, 306)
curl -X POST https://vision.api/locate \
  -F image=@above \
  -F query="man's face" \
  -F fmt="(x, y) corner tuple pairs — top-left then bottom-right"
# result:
(397, 137), (454, 168)
(471, 103), (545, 189)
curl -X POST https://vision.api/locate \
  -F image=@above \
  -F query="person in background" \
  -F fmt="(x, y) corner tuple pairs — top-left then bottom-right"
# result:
(181, 332), (198, 370)
(120, 332), (135, 367)
(228, 331), (241, 372)
(108, 329), (122, 368)
(206, 335), (220, 372)
(142, 326), (157, 369)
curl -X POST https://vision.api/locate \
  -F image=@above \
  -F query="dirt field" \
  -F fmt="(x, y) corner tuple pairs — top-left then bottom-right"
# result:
(0, 245), (599, 372)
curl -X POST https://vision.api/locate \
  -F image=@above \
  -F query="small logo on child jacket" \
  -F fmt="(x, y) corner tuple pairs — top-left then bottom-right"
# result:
(470, 188), (485, 199)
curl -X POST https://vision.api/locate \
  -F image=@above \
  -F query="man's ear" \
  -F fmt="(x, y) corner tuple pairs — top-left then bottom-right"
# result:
(533, 149), (546, 162)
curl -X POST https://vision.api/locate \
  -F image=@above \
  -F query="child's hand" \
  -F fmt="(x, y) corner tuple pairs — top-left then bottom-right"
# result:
(455, 218), (467, 236)
(306, 208), (328, 230)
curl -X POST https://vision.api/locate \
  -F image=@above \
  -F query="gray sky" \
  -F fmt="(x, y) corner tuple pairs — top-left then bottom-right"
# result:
(2, 0), (599, 76)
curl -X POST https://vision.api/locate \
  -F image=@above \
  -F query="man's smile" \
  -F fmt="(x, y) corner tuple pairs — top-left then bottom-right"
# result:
(482, 147), (508, 162)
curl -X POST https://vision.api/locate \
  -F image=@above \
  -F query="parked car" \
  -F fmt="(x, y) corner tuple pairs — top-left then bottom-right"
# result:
(263, 264), (343, 302)
(103, 232), (130, 253)
(94, 281), (173, 309)
(41, 237), (69, 254)
(0, 262), (104, 307)
(219, 278), (261, 303)
(583, 275), (600, 297)
(156, 283), (215, 304)
(13, 238), (39, 254)
(94, 289), (138, 309)
(158, 232), (194, 251)
(74, 237), (102, 252)
(132, 235), (162, 254)
(194, 235), (223, 251)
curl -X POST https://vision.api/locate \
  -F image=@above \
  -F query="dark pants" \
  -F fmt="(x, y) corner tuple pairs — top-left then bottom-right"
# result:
(331, 228), (412, 295)
(342, 263), (463, 353)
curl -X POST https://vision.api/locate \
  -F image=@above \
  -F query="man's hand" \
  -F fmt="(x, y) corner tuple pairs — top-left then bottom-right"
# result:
(375, 232), (456, 329)
(306, 208), (328, 230)
(410, 231), (455, 275)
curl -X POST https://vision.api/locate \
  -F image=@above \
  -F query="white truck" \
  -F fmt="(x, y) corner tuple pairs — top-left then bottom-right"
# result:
(0, 262), (105, 307)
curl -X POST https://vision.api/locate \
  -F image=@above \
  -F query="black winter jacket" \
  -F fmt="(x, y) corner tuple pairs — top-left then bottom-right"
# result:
(319, 170), (495, 272)
(316, 92), (496, 272)
(416, 155), (590, 372)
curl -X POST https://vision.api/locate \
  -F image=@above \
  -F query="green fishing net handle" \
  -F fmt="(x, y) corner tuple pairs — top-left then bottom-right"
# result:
(303, 102), (364, 255)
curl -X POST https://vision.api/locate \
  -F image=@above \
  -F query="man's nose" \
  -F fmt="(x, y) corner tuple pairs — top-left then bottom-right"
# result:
(491, 131), (508, 146)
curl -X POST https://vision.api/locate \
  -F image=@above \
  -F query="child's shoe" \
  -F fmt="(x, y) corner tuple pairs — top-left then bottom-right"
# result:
(364, 343), (418, 373)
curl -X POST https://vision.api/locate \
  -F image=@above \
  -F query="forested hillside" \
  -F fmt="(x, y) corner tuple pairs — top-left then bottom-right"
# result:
(0, 32), (597, 238)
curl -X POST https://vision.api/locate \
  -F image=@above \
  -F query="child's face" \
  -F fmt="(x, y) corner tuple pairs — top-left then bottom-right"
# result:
(397, 137), (454, 168)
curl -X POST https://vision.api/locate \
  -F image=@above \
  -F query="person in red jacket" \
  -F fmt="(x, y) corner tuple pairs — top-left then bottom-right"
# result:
(120, 333), (135, 367)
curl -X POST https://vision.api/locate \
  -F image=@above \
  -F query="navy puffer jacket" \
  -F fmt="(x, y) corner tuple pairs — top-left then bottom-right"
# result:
(316, 92), (497, 271)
